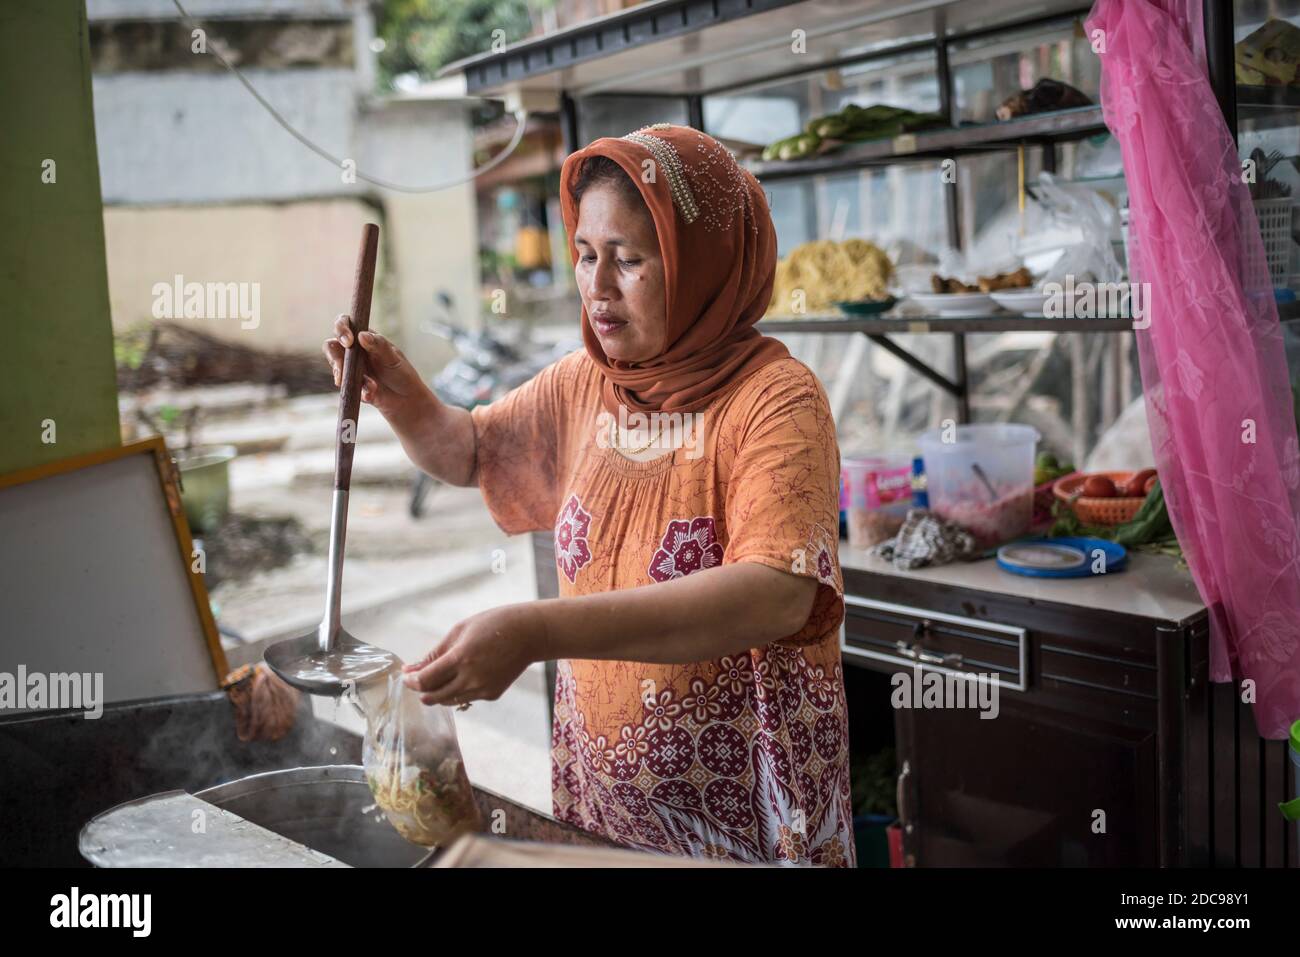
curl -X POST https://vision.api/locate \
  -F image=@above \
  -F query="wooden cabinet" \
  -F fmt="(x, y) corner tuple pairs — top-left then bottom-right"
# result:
(841, 551), (1296, 867)
(843, 590), (1162, 865)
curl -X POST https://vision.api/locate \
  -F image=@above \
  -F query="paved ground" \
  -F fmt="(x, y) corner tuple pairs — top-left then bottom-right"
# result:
(144, 385), (555, 812)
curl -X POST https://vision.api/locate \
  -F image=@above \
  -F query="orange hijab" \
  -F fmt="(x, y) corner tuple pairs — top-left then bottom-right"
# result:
(559, 123), (789, 415)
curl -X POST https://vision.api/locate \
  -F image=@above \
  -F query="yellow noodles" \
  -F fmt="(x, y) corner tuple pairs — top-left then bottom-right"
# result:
(366, 742), (478, 847)
(767, 238), (894, 316)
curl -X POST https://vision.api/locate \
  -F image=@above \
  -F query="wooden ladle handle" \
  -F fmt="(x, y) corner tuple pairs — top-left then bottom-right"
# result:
(335, 223), (380, 491)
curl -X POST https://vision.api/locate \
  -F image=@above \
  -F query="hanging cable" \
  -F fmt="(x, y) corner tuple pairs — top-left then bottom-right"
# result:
(169, 0), (526, 194)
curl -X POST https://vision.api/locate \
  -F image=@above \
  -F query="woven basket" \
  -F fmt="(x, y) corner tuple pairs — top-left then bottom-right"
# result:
(1252, 197), (1294, 285)
(1053, 471), (1148, 526)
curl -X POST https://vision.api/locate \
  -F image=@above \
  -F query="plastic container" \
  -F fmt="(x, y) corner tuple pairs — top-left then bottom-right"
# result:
(917, 424), (1040, 549)
(843, 453), (913, 548)
(176, 444), (237, 534)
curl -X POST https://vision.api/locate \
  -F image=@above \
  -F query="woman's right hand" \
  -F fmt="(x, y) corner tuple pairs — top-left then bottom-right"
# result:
(322, 314), (431, 421)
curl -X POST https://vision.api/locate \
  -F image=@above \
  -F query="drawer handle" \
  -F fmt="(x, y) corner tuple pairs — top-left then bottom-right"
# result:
(894, 640), (962, 668)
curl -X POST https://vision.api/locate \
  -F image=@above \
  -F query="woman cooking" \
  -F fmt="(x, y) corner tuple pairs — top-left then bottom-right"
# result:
(323, 124), (854, 867)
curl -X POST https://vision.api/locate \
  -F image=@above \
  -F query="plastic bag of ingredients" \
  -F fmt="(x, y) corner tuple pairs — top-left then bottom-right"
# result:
(359, 670), (481, 847)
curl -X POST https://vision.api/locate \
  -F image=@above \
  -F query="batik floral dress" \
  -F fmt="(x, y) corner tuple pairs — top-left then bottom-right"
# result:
(471, 350), (854, 867)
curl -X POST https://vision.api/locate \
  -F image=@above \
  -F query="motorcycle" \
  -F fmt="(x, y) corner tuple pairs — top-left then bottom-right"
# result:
(408, 292), (575, 518)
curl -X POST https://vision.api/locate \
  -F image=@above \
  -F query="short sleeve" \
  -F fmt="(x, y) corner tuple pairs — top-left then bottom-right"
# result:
(723, 362), (844, 647)
(470, 359), (564, 535)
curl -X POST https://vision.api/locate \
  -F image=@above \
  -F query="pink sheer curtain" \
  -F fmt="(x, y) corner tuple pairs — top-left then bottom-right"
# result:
(1086, 0), (1300, 738)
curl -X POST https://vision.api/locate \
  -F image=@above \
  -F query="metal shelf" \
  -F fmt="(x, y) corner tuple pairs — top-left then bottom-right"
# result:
(1236, 85), (1300, 112)
(444, 0), (1091, 98)
(761, 301), (1300, 333)
(746, 106), (1107, 180)
(759, 313), (1134, 334)
(759, 301), (1299, 406)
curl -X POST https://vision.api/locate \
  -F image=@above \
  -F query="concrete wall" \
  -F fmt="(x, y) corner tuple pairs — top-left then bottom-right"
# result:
(356, 98), (478, 373)
(91, 59), (479, 372)
(0, 0), (121, 475)
(93, 69), (362, 205)
(103, 198), (392, 351)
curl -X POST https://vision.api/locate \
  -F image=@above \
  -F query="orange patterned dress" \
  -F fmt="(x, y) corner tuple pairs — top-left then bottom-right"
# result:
(471, 349), (854, 866)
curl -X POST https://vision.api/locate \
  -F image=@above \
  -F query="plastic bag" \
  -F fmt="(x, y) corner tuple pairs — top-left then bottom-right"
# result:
(1016, 172), (1124, 285)
(932, 171), (1123, 285)
(359, 670), (480, 847)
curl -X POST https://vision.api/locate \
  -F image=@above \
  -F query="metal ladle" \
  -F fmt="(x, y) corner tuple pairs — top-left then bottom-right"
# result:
(265, 224), (400, 696)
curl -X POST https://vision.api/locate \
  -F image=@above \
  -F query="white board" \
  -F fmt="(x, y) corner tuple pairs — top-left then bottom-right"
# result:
(0, 448), (221, 710)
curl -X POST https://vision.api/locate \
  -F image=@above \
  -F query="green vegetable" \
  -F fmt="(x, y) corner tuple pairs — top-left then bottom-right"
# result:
(900, 111), (944, 131)
(1111, 479), (1174, 546)
(808, 114), (849, 138)
(843, 104), (909, 128)
(1033, 453), (1075, 487)
(765, 104), (946, 160)
(776, 132), (821, 160)
(1048, 478), (1182, 562)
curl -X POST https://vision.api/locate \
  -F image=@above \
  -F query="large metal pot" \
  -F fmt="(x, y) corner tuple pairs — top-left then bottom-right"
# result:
(192, 765), (432, 868)
(79, 762), (620, 867)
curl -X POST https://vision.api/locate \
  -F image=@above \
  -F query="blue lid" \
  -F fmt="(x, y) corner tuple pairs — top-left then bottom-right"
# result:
(996, 537), (1127, 578)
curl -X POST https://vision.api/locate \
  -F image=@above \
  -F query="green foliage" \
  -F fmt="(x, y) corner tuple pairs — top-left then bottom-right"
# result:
(850, 747), (897, 818)
(113, 323), (153, 370)
(377, 0), (538, 87)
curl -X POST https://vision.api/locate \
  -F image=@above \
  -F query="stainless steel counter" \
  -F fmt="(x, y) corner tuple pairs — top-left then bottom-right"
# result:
(840, 545), (1206, 626)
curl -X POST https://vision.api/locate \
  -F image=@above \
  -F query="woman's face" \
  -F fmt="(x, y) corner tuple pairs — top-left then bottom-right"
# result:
(574, 182), (667, 363)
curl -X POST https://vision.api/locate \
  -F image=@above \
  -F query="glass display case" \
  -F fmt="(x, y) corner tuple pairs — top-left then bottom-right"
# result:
(1233, 0), (1300, 391)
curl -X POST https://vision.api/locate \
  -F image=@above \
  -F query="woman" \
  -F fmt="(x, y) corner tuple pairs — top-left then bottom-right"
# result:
(324, 124), (853, 866)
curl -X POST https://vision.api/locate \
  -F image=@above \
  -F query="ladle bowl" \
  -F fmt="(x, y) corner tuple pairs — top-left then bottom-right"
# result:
(264, 628), (399, 696)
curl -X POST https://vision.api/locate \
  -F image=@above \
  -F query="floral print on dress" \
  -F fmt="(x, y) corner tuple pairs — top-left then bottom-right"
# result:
(551, 647), (855, 867)
(554, 494), (593, 583)
(806, 522), (839, 588)
(648, 516), (724, 582)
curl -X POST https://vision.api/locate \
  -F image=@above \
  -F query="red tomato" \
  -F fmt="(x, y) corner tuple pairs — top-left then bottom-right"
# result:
(1082, 475), (1117, 498)
(1124, 469), (1157, 497)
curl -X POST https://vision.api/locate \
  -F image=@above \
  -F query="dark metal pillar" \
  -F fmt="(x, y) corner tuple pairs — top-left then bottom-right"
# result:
(1203, 0), (1237, 143)
(559, 91), (580, 154)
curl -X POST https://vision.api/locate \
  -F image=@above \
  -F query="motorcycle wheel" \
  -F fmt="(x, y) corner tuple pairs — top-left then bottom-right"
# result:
(409, 471), (438, 518)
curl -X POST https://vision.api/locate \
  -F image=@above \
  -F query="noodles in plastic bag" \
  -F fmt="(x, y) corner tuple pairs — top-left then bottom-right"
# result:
(360, 670), (480, 847)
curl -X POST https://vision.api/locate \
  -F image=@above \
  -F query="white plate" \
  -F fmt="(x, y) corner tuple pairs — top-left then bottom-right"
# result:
(907, 292), (1001, 317)
(989, 286), (1132, 319)
(989, 289), (1051, 317)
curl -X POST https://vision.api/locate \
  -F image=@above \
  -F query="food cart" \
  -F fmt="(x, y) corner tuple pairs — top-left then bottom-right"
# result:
(444, 0), (1300, 866)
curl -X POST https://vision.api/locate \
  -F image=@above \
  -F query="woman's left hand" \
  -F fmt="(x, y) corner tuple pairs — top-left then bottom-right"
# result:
(402, 603), (545, 707)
